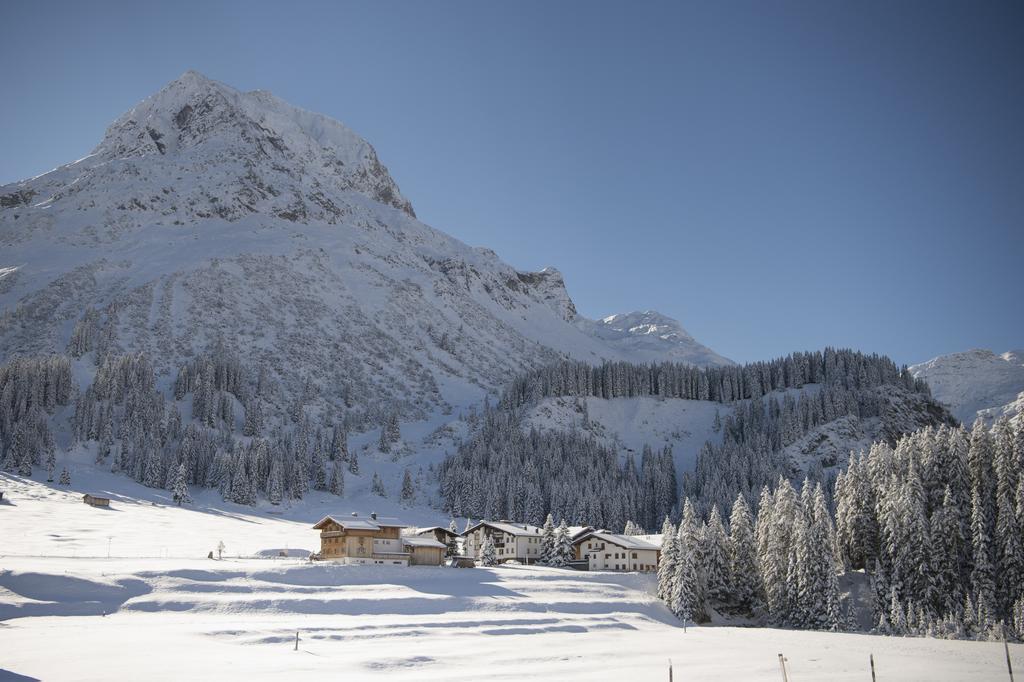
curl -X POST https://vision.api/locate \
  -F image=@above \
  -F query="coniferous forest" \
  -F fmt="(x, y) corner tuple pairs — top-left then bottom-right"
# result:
(655, 419), (1024, 642)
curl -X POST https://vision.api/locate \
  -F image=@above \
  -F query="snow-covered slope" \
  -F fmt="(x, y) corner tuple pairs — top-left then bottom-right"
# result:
(0, 474), (1011, 681)
(910, 349), (1024, 424)
(524, 395), (724, 472)
(0, 71), (728, 433)
(579, 310), (732, 366)
(524, 383), (952, 480)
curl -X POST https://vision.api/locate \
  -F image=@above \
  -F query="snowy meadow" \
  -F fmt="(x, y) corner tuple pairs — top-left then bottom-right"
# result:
(1, 471), (1019, 681)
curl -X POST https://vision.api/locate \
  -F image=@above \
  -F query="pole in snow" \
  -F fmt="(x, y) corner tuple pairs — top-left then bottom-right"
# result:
(778, 653), (789, 682)
(1006, 638), (1015, 682)
(870, 653), (876, 682)
(294, 630), (299, 651)
(668, 658), (673, 682)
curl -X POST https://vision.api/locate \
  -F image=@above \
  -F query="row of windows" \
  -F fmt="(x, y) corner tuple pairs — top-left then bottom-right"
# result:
(589, 559), (656, 571)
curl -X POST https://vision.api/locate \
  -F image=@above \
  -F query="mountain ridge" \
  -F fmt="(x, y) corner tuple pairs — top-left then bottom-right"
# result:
(0, 72), (730, 437)
(909, 347), (1024, 424)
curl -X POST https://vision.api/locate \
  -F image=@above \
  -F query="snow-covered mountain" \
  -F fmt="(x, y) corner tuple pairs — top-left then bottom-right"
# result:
(0, 71), (728, 430)
(580, 311), (732, 366)
(910, 349), (1024, 424)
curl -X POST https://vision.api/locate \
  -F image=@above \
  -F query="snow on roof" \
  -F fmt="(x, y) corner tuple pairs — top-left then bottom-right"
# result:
(575, 531), (661, 551)
(405, 526), (457, 536)
(467, 520), (541, 536)
(313, 514), (407, 530)
(402, 536), (446, 549)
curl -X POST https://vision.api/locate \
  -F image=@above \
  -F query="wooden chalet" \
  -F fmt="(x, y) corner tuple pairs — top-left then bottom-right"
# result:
(312, 512), (445, 566)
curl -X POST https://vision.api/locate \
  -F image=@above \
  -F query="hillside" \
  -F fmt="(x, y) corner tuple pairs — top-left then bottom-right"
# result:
(910, 349), (1024, 424)
(0, 71), (728, 439)
(440, 350), (957, 527)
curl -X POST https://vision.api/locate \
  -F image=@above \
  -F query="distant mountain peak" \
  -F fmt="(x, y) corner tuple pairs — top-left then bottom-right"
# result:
(910, 348), (1024, 424)
(598, 310), (697, 343)
(582, 310), (732, 366)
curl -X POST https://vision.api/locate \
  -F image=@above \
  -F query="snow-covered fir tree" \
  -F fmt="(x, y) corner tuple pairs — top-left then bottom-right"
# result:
(171, 463), (191, 506)
(552, 519), (573, 567)
(328, 461), (344, 496)
(480, 534), (497, 566)
(400, 468), (415, 504)
(538, 514), (557, 565)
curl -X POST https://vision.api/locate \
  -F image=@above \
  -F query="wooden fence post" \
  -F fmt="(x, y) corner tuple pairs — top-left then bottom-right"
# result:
(778, 653), (789, 682)
(870, 653), (876, 682)
(1006, 638), (1015, 682)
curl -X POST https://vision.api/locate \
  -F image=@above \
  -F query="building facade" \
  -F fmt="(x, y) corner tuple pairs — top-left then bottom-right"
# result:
(313, 513), (445, 566)
(572, 531), (661, 572)
(462, 520), (543, 564)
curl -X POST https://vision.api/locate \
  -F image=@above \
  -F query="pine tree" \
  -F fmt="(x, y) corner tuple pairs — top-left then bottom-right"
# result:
(310, 438), (327, 491)
(657, 518), (679, 602)
(931, 486), (966, 613)
(446, 521), (459, 558)
(970, 487), (996, 606)
(703, 506), (730, 602)
(171, 463), (191, 506)
(328, 461), (344, 496)
(553, 520), (573, 567)
(672, 523), (702, 624)
(371, 472), (386, 497)
(400, 469), (415, 504)
(347, 447), (359, 475)
(1013, 594), (1024, 640)
(267, 456), (284, 505)
(480, 534), (498, 566)
(58, 467), (71, 486)
(539, 514), (556, 565)
(331, 425), (349, 463)
(890, 585), (907, 635)
(727, 494), (759, 612)
(378, 412), (401, 454)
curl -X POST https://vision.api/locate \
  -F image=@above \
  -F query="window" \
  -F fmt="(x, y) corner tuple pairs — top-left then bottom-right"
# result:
(632, 552), (637, 559)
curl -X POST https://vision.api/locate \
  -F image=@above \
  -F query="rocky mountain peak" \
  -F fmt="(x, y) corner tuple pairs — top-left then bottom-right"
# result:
(92, 70), (414, 217)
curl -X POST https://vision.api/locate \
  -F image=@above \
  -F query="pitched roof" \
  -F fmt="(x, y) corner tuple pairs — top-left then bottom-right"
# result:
(567, 525), (595, 540)
(573, 531), (661, 551)
(312, 514), (407, 531)
(464, 520), (541, 537)
(402, 536), (446, 549)
(406, 526), (458, 537)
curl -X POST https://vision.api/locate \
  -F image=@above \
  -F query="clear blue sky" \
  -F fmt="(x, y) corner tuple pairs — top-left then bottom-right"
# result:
(2, 1), (1021, 365)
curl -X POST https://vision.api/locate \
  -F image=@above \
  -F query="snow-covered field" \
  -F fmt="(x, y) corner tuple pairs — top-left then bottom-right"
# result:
(2, 472), (1020, 681)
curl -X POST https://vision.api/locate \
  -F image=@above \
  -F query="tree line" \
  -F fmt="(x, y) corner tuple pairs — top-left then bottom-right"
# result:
(501, 348), (928, 408)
